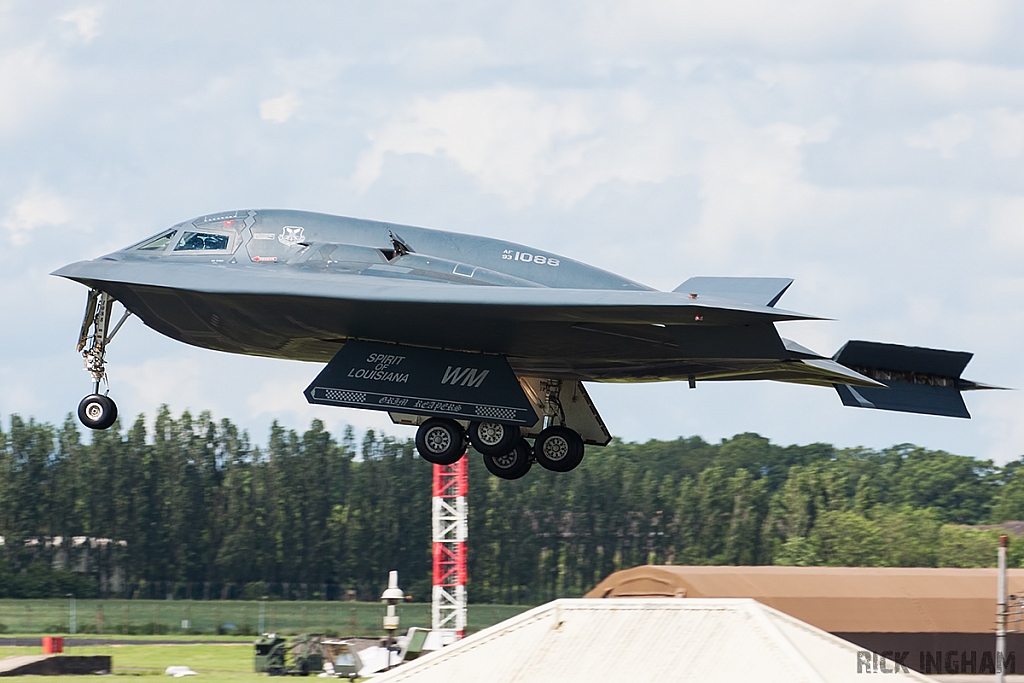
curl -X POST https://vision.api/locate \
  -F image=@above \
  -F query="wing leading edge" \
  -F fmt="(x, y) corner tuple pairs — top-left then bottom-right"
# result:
(54, 259), (997, 419)
(52, 259), (822, 326)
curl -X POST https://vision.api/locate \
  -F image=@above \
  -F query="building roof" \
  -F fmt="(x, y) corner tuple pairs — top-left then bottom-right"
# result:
(371, 598), (936, 683)
(583, 565), (1024, 633)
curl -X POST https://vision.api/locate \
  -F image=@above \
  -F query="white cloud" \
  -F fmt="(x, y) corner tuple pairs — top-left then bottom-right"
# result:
(906, 108), (1024, 159)
(876, 61), (1024, 105)
(687, 116), (842, 257)
(246, 373), (395, 436)
(117, 357), (208, 411)
(59, 6), (103, 43)
(981, 108), (1024, 158)
(979, 389), (1024, 462)
(584, 1), (868, 54)
(355, 86), (690, 207)
(583, 0), (1011, 57)
(901, 0), (1007, 53)
(259, 92), (300, 123)
(2, 186), (71, 246)
(0, 46), (65, 135)
(113, 347), (396, 444)
(247, 374), (314, 417)
(987, 196), (1024, 253)
(908, 113), (974, 158)
(354, 81), (845, 258)
(1, 1), (1023, 463)
(400, 36), (495, 78)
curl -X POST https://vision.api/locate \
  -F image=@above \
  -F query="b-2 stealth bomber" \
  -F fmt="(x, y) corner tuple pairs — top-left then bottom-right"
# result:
(54, 209), (997, 479)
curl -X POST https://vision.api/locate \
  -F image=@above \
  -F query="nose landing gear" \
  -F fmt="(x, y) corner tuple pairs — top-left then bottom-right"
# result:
(78, 394), (117, 431)
(75, 289), (130, 431)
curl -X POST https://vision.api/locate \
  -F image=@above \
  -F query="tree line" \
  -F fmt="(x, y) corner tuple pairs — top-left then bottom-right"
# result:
(1, 407), (1023, 602)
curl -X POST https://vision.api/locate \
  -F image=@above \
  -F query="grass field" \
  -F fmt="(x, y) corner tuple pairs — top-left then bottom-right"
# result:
(0, 599), (529, 637)
(0, 642), (276, 683)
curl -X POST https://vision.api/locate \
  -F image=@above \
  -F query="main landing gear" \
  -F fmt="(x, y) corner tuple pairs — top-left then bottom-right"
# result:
(415, 418), (468, 466)
(414, 418), (586, 481)
(75, 290), (130, 431)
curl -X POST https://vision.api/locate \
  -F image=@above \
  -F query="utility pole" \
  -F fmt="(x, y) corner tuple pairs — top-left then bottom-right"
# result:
(431, 458), (467, 641)
(998, 534), (1008, 683)
(67, 594), (76, 635)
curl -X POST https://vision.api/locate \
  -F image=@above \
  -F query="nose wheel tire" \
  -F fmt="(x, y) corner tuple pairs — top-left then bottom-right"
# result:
(78, 394), (118, 431)
(415, 418), (467, 465)
(534, 426), (585, 472)
(481, 438), (533, 480)
(468, 421), (520, 456)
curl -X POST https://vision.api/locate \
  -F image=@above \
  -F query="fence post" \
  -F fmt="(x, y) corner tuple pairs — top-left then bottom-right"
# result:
(998, 534), (1008, 683)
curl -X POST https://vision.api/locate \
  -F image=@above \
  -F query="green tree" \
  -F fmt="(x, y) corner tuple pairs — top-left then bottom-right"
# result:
(811, 510), (883, 566)
(992, 467), (1024, 522)
(937, 526), (1001, 567)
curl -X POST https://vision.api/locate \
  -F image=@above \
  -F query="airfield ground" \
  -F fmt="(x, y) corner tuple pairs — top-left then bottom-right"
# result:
(0, 642), (261, 682)
(0, 599), (529, 637)
(0, 599), (530, 681)
(0, 625), (1008, 683)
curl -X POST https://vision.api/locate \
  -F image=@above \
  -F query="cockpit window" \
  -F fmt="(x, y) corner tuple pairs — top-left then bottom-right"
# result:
(174, 232), (231, 251)
(131, 229), (177, 251)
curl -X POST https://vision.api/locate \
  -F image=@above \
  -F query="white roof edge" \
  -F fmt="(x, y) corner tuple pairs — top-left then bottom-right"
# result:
(371, 598), (941, 683)
(753, 601), (939, 683)
(370, 599), (575, 680)
(742, 601), (830, 683)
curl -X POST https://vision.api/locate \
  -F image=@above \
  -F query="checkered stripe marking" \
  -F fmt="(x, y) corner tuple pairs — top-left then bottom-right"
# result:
(324, 389), (367, 403)
(474, 406), (517, 420)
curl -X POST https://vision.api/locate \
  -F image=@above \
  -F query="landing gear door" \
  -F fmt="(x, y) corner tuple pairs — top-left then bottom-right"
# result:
(519, 378), (612, 446)
(305, 341), (539, 427)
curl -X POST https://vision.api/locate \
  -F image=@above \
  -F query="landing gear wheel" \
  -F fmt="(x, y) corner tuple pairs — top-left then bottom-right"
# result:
(468, 421), (520, 456)
(534, 426), (585, 472)
(75, 289), (130, 433)
(415, 418), (467, 465)
(78, 394), (117, 431)
(481, 438), (533, 480)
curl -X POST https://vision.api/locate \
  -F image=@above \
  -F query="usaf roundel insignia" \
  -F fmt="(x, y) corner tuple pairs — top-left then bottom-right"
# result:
(278, 225), (305, 246)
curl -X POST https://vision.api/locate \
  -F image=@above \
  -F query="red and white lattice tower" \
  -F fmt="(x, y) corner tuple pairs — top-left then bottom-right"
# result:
(431, 457), (467, 640)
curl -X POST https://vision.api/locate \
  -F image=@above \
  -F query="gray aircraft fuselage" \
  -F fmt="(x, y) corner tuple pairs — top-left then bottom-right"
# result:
(55, 209), (793, 380)
(54, 208), (992, 421)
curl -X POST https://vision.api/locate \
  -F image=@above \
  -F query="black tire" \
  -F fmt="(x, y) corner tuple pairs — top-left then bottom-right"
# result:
(468, 421), (520, 456)
(481, 438), (532, 480)
(534, 426), (585, 472)
(78, 394), (117, 430)
(415, 418), (466, 465)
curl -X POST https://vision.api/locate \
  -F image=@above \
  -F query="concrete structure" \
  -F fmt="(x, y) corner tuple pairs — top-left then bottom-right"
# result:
(587, 565), (1023, 676)
(370, 598), (936, 683)
(0, 655), (111, 676)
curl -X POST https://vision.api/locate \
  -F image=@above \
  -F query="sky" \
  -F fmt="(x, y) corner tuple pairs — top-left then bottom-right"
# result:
(0, 1), (1022, 462)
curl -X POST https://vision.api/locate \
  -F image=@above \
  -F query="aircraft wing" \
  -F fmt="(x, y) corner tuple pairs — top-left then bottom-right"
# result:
(53, 259), (821, 326)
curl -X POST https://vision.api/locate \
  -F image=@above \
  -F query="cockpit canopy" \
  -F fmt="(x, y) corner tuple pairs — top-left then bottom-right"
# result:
(124, 214), (245, 254)
(129, 229), (177, 251)
(119, 211), (543, 288)
(175, 232), (231, 251)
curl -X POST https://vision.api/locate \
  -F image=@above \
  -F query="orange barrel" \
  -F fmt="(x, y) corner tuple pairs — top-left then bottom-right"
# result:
(41, 636), (64, 653)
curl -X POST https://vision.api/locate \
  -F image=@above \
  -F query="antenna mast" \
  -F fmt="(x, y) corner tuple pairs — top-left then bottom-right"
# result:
(432, 458), (468, 641)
